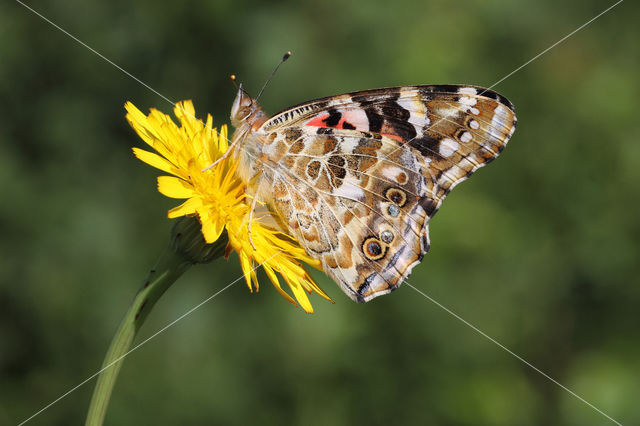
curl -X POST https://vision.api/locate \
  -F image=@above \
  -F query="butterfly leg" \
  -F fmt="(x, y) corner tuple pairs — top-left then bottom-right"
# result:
(246, 175), (269, 251)
(201, 131), (244, 172)
(202, 147), (232, 172)
(247, 192), (259, 251)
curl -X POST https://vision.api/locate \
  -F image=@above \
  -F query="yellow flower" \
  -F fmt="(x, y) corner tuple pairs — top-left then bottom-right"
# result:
(125, 100), (332, 313)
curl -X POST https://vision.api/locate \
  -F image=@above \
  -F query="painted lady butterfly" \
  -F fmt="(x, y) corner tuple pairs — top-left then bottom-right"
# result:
(229, 83), (516, 302)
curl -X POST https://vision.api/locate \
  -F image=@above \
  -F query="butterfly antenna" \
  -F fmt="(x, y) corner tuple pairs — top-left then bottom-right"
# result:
(229, 74), (239, 89)
(255, 51), (291, 102)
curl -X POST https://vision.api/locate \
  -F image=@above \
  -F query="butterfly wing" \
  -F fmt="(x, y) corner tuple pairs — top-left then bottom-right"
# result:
(256, 85), (516, 302)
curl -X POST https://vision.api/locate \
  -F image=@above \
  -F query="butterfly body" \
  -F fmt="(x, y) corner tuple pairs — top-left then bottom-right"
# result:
(230, 85), (517, 302)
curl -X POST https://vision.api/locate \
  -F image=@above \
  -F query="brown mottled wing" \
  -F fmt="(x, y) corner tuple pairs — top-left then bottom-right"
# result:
(258, 85), (517, 302)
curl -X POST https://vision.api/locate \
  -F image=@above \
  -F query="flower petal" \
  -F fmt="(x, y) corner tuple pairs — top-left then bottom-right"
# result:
(197, 208), (224, 243)
(132, 148), (178, 175)
(239, 253), (254, 291)
(284, 275), (314, 313)
(167, 197), (201, 218)
(157, 176), (195, 199)
(263, 265), (297, 307)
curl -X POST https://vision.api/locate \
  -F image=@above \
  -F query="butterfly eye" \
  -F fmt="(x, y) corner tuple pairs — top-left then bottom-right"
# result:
(230, 86), (257, 126)
(362, 237), (387, 260)
(238, 106), (251, 119)
(385, 187), (407, 207)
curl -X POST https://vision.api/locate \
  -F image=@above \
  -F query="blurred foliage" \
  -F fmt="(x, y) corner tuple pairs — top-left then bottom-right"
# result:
(1, 0), (639, 425)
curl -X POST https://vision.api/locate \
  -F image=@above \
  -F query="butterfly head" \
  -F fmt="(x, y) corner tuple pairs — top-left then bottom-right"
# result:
(230, 85), (264, 128)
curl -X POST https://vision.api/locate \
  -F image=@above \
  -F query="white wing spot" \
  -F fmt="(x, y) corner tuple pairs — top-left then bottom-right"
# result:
(489, 127), (502, 141)
(397, 98), (429, 133)
(439, 138), (459, 157)
(492, 115), (508, 132)
(459, 96), (477, 106)
(491, 104), (511, 132)
(333, 180), (365, 200)
(340, 137), (359, 153)
(469, 119), (480, 130)
(483, 142), (497, 154)
(383, 166), (408, 180)
(494, 104), (509, 116)
(342, 108), (369, 129)
(397, 98), (417, 112)
(470, 107), (480, 115)
(460, 131), (472, 143)
(458, 87), (478, 95)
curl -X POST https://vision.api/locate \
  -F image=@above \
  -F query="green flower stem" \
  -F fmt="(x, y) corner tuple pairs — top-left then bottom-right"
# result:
(85, 217), (227, 426)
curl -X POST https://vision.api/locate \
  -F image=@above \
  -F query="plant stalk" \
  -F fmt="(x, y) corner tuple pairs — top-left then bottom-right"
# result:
(85, 217), (227, 425)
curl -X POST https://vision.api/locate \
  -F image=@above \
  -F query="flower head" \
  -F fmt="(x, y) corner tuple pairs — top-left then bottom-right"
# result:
(125, 100), (331, 312)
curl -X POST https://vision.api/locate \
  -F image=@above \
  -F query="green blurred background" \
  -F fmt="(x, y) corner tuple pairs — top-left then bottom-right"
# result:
(1, 0), (639, 424)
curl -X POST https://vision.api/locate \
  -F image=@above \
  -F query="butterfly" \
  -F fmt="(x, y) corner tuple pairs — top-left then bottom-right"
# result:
(228, 84), (516, 302)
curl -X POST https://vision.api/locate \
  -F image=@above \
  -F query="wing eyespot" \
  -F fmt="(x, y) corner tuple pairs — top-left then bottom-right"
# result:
(396, 172), (408, 185)
(362, 237), (387, 261)
(380, 230), (394, 244)
(385, 187), (407, 207)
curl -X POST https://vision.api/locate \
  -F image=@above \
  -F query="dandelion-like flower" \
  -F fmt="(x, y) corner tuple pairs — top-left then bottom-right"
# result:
(125, 100), (331, 312)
